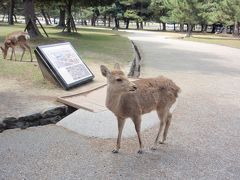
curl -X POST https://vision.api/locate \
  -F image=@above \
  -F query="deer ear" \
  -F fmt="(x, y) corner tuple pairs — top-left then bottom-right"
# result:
(100, 65), (110, 77)
(114, 63), (121, 70)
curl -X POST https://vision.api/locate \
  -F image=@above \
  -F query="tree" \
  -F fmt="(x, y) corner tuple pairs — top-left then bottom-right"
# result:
(64, 0), (76, 32)
(163, 0), (202, 36)
(99, 6), (112, 27)
(36, 1), (51, 25)
(23, 0), (43, 38)
(131, 0), (151, 29)
(61, 0), (115, 32)
(0, 0), (16, 24)
(149, 0), (169, 31)
(8, 0), (15, 25)
(58, 4), (66, 27)
(119, 0), (151, 29)
(220, 0), (240, 36)
(124, 10), (142, 29)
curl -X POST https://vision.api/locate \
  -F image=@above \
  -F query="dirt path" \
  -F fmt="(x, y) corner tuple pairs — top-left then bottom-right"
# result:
(0, 62), (106, 118)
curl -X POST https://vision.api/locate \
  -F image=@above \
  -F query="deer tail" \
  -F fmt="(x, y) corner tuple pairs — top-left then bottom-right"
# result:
(24, 33), (30, 40)
(170, 98), (178, 113)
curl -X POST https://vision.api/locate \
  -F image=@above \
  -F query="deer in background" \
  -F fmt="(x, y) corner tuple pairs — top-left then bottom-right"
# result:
(101, 63), (181, 154)
(0, 31), (33, 61)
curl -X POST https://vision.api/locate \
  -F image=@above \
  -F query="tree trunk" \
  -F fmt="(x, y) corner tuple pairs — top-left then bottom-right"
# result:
(66, 0), (73, 33)
(136, 20), (139, 29)
(13, 14), (17, 23)
(103, 14), (106, 27)
(140, 22), (143, 29)
(233, 20), (239, 36)
(185, 23), (192, 37)
(41, 9), (49, 25)
(211, 24), (216, 33)
(180, 23), (184, 32)
(23, 0), (42, 38)
(201, 24), (207, 33)
(8, 0), (14, 25)
(108, 16), (111, 27)
(125, 19), (129, 29)
(162, 22), (166, 31)
(2, 14), (5, 22)
(58, 6), (65, 28)
(114, 17), (119, 28)
(91, 16), (96, 26)
(46, 12), (52, 24)
(173, 23), (176, 31)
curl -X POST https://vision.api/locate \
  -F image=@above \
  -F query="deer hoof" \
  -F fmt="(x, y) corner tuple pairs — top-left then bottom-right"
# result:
(112, 149), (119, 153)
(137, 150), (143, 154)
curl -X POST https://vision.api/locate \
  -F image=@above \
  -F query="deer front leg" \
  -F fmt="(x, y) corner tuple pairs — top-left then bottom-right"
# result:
(112, 117), (126, 153)
(11, 47), (16, 61)
(133, 116), (143, 154)
(10, 48), (14, 60)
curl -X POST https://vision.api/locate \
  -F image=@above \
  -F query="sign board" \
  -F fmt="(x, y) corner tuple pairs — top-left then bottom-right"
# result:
(35, 42), (94, 90)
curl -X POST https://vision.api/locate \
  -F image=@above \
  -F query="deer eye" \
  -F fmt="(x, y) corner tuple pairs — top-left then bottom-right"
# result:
(116, 78), (122, 82)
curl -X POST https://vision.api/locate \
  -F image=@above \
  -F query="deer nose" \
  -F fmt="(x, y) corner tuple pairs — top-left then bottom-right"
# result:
(129, 83), (137, 91)
(133, 84), (137, 90)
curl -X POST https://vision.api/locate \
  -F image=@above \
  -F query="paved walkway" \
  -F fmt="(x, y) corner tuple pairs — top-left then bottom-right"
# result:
(1, 31), (240, 179)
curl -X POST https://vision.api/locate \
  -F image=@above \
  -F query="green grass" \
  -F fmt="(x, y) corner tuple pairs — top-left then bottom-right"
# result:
(0, 24), (133, 88)
(164, 32), (240, 49)
(182, 35), (240, 49)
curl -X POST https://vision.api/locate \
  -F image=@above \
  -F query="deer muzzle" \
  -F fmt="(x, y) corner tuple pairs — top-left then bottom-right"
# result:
(129, 82), (137, 92)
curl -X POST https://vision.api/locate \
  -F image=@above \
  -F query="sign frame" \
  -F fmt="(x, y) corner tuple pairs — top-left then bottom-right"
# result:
(35, 42), (94, 90)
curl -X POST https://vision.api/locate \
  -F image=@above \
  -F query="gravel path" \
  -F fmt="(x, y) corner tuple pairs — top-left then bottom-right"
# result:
(1, 31), (240, 179)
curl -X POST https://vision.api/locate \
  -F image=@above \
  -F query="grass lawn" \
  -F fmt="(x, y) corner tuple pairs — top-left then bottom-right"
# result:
(162, 31), (240, 49)
(0, 24), (133, 88)
(183, 35), (240, 49)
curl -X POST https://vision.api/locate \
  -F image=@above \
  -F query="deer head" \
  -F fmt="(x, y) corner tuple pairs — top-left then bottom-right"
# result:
(0, 46), (7, 59)
(1, 40), (11, 59)
(101, 63), (137, 94)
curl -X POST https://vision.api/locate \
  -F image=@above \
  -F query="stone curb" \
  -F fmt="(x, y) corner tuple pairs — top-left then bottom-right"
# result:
(128, 41), (141, 78)
(0, 105), (76, 133)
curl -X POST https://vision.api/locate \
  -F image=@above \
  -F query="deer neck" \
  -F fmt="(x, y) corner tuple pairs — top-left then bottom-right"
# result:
(106, 86), (123, 113)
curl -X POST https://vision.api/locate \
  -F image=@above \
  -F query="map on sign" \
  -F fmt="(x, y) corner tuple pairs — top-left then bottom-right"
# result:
(35, 42), (94, 90)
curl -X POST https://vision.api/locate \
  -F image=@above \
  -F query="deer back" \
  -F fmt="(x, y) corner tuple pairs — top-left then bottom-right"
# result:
(5, 32), (29, 46)
(118, 77), (180, 116)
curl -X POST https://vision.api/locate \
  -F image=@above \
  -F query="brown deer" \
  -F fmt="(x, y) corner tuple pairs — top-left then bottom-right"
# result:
(0, 31), (33, 61)
(101, 63), (181, 154)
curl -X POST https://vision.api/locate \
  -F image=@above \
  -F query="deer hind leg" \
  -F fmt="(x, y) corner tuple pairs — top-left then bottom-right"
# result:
(132, 116), (143, 154)
(24, 44), (33, 62)
(152, 108), (168, 150)
(112, 117), (126, 153)
(163, 113), (172, 143)
(20, 45), (26, 61)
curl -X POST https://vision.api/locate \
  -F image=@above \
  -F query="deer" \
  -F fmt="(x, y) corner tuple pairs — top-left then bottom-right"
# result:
(100, 63), (181, 154)
(0, 31), (33, 62)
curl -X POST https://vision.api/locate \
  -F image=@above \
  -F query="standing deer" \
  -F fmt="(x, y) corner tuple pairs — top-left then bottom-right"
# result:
(0, 31), (33, 61)
(101, 63), (181, 154)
